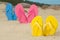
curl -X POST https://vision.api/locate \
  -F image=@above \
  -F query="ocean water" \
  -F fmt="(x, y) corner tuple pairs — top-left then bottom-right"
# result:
(27, 0), (60, 5)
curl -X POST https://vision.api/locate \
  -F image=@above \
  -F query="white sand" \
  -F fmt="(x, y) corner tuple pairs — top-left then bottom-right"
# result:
(0, 3), (60, 40)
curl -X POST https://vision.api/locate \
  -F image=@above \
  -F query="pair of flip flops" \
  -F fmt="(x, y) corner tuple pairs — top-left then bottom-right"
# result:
(6, 3), (17, 20)
(31, 16), (58, 36)
(15, 4), (38, 23)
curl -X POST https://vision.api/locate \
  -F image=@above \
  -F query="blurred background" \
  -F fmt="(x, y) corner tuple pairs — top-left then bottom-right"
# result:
(0, 0), (50, 6)
(0, 0), (60, 9)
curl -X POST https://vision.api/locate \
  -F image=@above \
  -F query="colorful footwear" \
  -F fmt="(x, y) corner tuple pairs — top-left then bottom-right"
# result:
(43, 16), (58, 36)
(31, 16), (43, 36)
(15, 4), (38, 23)
(6, 3), (17, 20)
(15, 4), (27, 23)
(27, 4), (38, 23)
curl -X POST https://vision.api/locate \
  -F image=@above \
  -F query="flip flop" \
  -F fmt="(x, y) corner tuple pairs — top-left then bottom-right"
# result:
(15, 4), (27, 23)
(6, 3), (17, 20)
(28, 4), (38, 23)
(31, 16), (43, 36)
(15, 4), (38, 23)
(43, 16), (58, 36)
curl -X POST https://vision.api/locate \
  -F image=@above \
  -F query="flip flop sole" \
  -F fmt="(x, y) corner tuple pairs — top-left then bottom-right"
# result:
(43, 16), (58, 36)
(31, 16), (43, 36)
(6, 3), (17, 20)
(28, 4), (38, 23)
(6, 3), (13, 20)
(15, 4), (27, 23)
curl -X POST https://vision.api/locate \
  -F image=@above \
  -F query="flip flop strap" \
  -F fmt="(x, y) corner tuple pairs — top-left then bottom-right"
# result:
(43, 22), (53, 30)
(32, 22), (42, 30)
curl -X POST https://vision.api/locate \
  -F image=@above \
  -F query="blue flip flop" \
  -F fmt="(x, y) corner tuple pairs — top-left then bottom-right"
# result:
(6, 3), (17, 20)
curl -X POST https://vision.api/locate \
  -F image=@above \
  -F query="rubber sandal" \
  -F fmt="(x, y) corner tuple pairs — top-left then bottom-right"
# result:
(15, 4), (27, 23)
(31, 16), (43, 36)
(43, 16), (58, 36)
(28, 4), (38, 23)
(6, 3), (17, 20)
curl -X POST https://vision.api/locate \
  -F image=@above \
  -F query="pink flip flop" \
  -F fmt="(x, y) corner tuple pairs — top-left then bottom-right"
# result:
(28, 4), (38, 23)
(15, 4), (38, 23)
(15, 4), (27, 23)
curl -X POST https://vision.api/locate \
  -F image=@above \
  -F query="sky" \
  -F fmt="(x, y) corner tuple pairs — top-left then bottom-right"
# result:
(27, 0), (60, 5)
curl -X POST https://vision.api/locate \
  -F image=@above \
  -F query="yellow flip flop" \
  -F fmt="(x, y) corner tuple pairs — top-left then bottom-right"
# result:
(43, 16), (58, 36)
(31, 16), (43, 36)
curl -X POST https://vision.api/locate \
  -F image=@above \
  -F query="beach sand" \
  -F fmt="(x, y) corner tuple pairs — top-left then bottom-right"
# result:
(0, 3), (60, 40)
